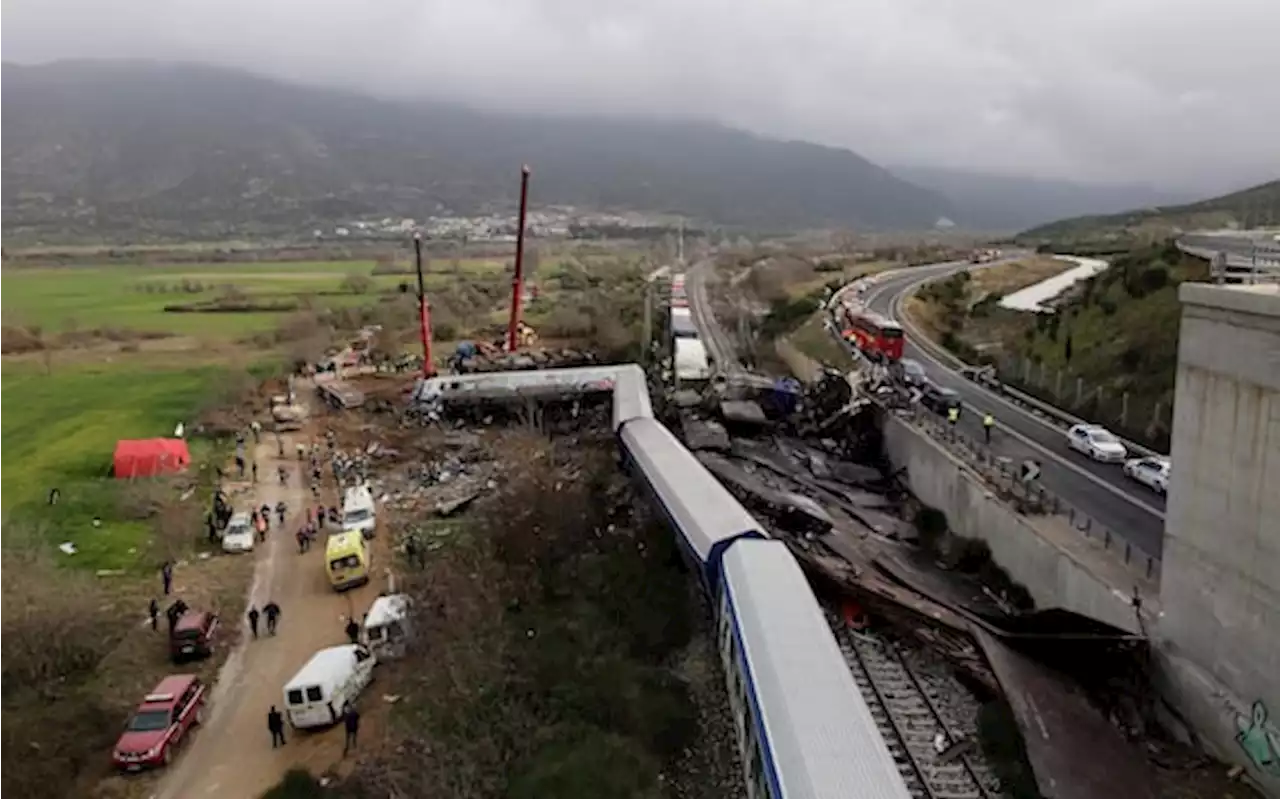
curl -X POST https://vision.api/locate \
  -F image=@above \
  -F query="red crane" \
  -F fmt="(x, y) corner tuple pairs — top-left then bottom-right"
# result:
(413, 232), (436, 377)
(506, 165), (531, 352)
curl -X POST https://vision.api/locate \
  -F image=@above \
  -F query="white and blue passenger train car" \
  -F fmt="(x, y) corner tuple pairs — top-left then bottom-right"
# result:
(717, 539), (912, 798)
(619, 416), (766, 591)
(417, 365), (913, 799)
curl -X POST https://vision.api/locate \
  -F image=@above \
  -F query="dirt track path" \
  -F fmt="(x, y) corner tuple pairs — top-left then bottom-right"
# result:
(156, 388), (389, 799)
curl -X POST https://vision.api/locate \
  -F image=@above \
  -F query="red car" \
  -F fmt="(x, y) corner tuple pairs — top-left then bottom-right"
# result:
(112, 674), (206, 771)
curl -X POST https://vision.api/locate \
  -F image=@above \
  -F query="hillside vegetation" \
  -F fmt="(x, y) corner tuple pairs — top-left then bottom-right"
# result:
(1017, 179), (1280, 249)
(1, 60), (952, 243)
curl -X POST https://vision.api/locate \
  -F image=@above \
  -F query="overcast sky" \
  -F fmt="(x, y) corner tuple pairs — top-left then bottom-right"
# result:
(4, 0), (1277, 192)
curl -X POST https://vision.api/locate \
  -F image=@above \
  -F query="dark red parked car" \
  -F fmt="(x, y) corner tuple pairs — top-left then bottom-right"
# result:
(112, 674), (206, 771)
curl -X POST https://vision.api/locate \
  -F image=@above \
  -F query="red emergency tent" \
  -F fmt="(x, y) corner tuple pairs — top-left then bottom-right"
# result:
(113, 438), (191, 479)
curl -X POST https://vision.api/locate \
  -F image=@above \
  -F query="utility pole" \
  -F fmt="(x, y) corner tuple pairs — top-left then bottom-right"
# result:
(642, 284), (653, 365)
(506, 165), (532, 353)
(413, 232), (435, 377)
(677, 217), (685, 266)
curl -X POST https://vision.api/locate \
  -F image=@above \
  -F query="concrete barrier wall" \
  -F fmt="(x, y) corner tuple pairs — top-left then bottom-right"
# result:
(882, 414), (1142, 634)
(1157, 283), (1280, 795)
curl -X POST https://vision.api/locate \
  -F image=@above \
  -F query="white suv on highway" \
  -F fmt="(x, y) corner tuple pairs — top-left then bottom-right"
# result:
(1123, 456), (1170, 495)
(1066, 424), (1128, 463)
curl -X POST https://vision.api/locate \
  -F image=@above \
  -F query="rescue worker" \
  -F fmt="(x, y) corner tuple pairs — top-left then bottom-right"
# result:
(947, 406), (959, 427)
(263, 601), (281, 635)
(247, 605), (260, 639)
(342, 705), (360, 756)
(983, 412), (995, 445)
(267, 706), (286, 748)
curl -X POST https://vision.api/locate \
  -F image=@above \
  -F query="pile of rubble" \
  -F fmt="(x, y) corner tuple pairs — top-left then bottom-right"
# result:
(451, 344), (602, 374)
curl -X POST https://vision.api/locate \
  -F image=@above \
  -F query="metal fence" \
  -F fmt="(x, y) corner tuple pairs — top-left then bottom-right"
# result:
(994, 352), (1171, 451)
(895, 401), (1162, 584)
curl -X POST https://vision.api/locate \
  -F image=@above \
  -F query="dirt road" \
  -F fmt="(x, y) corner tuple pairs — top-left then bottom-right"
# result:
(156, 397), (390, 798)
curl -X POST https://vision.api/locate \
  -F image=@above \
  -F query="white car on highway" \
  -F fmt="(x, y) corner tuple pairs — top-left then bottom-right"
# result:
(1066, 424), (1128, 463)
(221, 513), (256, 554)
(1123, 456), (1171, 495)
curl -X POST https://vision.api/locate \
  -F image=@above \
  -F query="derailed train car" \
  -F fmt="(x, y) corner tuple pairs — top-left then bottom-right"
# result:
(414, 365), (911, 799)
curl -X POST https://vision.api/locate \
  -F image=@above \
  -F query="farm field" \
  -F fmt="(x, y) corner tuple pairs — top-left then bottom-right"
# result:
(1, 360), (237, 571)
(1, 258), (509, 338)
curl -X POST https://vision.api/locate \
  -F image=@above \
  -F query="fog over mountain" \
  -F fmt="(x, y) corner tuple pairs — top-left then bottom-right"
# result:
(3, 0), (1277, 194)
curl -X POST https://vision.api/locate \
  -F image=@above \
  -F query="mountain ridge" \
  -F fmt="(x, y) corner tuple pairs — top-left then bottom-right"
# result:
(1, 60), (954, 243)
(1016, 178), (1280, 243)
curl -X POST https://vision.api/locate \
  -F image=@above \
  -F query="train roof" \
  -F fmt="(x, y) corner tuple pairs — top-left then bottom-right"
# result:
(620, 417), (765, 583)
(722, 539), (912, 799)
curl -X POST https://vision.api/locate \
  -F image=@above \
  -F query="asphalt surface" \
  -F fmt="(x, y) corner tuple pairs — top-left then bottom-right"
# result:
(859, 264), (1167, 560)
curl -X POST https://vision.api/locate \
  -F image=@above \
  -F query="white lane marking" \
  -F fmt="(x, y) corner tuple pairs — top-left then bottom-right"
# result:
(879, 271), (1165, 521)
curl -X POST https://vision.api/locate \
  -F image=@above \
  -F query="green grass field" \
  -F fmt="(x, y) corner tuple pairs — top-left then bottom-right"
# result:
(2, 258), (509, 337)
(1, 361), (236, 570)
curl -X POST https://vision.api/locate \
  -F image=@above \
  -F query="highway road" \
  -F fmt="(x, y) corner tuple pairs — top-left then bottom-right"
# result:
(858, 264), (1167, 560)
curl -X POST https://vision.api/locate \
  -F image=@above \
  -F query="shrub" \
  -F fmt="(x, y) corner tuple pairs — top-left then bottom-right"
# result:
(341, 273), (374, 295)
(261, 769), (326, 799)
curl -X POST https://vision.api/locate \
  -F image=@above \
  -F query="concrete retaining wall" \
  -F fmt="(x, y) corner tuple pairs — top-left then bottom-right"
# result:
(1157, 283), (1280, 796)
(882, 414), (1142, 634)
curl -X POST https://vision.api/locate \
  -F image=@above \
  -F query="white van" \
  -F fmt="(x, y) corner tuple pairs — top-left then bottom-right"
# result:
(362, 594), (413, 660)
(340, 483), (377, 539)
(282, 644), (376, 729)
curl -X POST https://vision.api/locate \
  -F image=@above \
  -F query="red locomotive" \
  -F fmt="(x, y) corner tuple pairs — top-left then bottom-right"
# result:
(841, 305), (904, 362)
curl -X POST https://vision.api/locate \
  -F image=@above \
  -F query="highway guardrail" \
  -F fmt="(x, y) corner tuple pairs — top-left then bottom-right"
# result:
(894, 400), (1162, 584)
(889, 271), (1164, 459)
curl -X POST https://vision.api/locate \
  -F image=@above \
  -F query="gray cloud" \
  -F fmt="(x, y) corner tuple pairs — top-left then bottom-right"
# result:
(4, 0), (1277, 191)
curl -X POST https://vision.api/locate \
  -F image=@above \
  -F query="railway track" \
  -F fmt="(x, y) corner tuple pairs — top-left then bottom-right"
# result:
(828, 612), (1000, 799)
